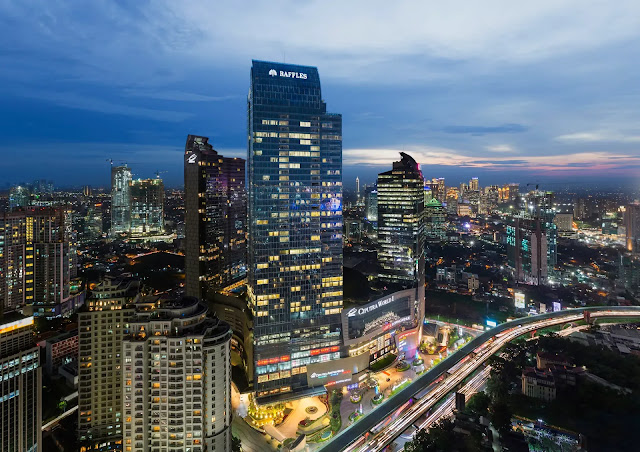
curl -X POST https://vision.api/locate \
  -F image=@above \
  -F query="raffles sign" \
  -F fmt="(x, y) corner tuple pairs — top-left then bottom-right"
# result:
(269, 68), (308, 79)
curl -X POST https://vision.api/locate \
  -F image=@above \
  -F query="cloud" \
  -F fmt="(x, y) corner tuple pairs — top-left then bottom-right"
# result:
(443, 124), (528, 135)
(27, 91), (193, 122)
(122, 89), (241, 102)
(485, 144), (516, 152)
(555, 131), (640, 143)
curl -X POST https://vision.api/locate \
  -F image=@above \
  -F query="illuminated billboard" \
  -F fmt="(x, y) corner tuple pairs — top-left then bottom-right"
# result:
(514, 292), (526, 309)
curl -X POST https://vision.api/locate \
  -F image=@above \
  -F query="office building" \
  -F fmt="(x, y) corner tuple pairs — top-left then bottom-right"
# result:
(554, 213), (573, 232)
(365, 189), (378, 222)
(425, 198), (446, 242)
(624, 203), (640, 253)
(0, 314), (42, 452)
(469, 177), (479, 191)
(184, 135), (247, 300)
(0, 207), (77, 315)
(130, 178), (165, 235)
(122, 297), (232, 452)
(111, 165), (132, 235)
(247, 60), (343, 401)
(507, 217), (556, 285)
(377, 152), (425, 286)
(78, 276), (140, 450)
(9, 185), (30, 210)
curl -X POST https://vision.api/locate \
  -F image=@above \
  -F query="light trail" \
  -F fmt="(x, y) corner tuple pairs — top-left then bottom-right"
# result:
(339, 309), (640, 452)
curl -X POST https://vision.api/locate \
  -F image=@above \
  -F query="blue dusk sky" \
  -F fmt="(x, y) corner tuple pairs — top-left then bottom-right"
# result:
(1, 1), (640, 189)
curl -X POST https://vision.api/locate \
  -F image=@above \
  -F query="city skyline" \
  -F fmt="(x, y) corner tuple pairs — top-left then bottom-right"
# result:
(2, 1), (640, 188)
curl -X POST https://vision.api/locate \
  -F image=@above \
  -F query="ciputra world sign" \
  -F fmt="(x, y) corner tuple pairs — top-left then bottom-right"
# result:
(269, 69), (308, 79)
(347, 296), (395, 318)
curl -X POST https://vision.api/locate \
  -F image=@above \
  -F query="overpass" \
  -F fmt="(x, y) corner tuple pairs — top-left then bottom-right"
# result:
(320, 306), (640, 452)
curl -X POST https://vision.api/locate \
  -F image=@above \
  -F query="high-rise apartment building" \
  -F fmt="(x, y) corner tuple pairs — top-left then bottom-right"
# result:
(624, 203), (640, 253)
(111, 165), (132, 235)
(122, 297), (232, 452)
(469, 177), (479, 191)
(0, 207), (76, 315)
(377, 152), (425, 286)
(78, 276), (140, 450)
(247, 60), (343, 401)
(130, 178), (165, 236)
(0, 314), (41, 452)
(184, 135), (247, 300)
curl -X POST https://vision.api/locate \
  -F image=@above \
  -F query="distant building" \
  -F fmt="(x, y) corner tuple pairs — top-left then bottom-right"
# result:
(425, 198), (446, 242)
(619, 255), (640, 296)
(365, 189), (378, 222)
(624, 203), (640, 253)
(9, 185), (30, 210)
(554, 213), (573, 232)
(39, 329), (78, 375)
(0, 314), (42, 451)
(377, 152), (425, 286)
(184, 135), (247, 300)
(457, 203), (472, 217)
(110, 165), (132, 235)
(522, 367), (556, 401)
(0, 207), (77, 315)
(507, 215), (557, 285)
(122, 297), (233, 452)
(130, 178), (165, 235)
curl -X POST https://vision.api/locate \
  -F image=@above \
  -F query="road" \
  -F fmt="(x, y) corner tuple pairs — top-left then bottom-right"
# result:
(321, 306), (640, 452)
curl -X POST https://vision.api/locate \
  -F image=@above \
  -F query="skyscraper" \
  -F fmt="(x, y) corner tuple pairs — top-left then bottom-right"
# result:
(78, 276), (140, 450)
(0, 314), (41, 452)
(377, 152), (425, 286)
(247, 60), (343, 401)
(111, 165), (132, 235)
(122, 297), (232, 452)
(130, 178), (165, 235)
(425, 198), (446, 242)
(0, 207), (76, 315)
(624, 203), (640, 253)
(365, 189), (378, 222)
(9, 185), (30, 210)
(184, 135), (247, 300)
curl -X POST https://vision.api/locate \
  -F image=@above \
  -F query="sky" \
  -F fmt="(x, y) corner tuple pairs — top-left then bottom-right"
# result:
(2, 0), (640, 190)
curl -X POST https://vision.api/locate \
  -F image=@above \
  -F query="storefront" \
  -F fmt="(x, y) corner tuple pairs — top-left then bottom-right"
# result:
(342, 287), (422, 366)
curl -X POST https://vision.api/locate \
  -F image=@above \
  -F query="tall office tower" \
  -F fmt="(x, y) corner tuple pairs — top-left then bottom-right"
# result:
(81, 202), (104, 243)
(0, 207), (76, 315)
(624, 203), (640, 253)
(184, 135), (247, 300)
(469, 177), (479, 191)
(111, 165), (132, 235)
(247, 60), (343, 401)
(0, 314), (41, 452)
(83, 185), (92, 197)
(365, 189), (378, 222)
(356, 176), (360, 198)
(506, 217), (555, 285)
(78, 276), (140, 450)
(122, 297), (232, 452)
(130, 178), (165, 235)
(377, 153), (425, 286)
(9, 185), (30, 210)
(445, 187), (459, 215)
(425, 198), (446, 242)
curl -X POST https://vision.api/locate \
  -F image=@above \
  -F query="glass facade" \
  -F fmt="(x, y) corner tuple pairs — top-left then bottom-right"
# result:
(184, 135), (247, 300)
(130, 178), (164, 235)
(248, 60), (343, 400)
(377, 153), (425, 286)
(111, 165), (132, 235)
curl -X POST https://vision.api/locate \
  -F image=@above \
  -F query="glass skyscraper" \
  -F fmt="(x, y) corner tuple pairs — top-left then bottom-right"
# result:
(111, 165), (132, 235)
(377, 152), (425, 286)
(248, 60), (343, 401)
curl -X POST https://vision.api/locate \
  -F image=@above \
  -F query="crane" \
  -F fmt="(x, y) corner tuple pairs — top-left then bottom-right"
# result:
(155, 170), (168, 179)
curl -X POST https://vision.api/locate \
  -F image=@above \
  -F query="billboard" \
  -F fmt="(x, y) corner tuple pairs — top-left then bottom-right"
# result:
(553, 301), (562, 312)
(306, 353), (370, 388)
(514, 292), (526, 309)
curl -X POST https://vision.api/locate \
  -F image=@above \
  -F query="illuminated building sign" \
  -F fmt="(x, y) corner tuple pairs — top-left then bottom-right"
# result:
(269, 68), (308, 79)
(187, 154), (197, 164)
(486, 319), (498, 328)
(0, 317), (34, 335)
(347, 296), (395, 318)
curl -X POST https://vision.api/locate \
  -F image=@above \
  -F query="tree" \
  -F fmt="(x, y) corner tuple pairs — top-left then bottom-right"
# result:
(405, 419), (458, 452)
(489, 401), (512, 435)
(231, 435), (242, 452)
(465, 391), (490, 417)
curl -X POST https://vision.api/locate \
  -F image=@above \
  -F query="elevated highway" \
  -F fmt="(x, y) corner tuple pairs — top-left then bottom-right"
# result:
(321, 307), (640, 452)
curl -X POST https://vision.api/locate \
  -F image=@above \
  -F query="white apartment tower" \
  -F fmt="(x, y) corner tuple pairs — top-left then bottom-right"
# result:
(122, 297), (232, 452)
